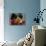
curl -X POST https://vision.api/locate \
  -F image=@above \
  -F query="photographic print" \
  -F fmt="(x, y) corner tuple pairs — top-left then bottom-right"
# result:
(9, 13), (25, 25)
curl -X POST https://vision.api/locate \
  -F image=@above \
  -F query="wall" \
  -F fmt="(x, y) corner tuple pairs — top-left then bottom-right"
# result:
(0, 0), (4, 42)
(4, 0), (40, 42)
(40, 0), (46, 27)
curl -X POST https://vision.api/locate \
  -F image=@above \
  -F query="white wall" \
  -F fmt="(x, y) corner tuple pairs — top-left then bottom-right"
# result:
(40, 0), (46, 26)
(0, 0), (4, 42)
